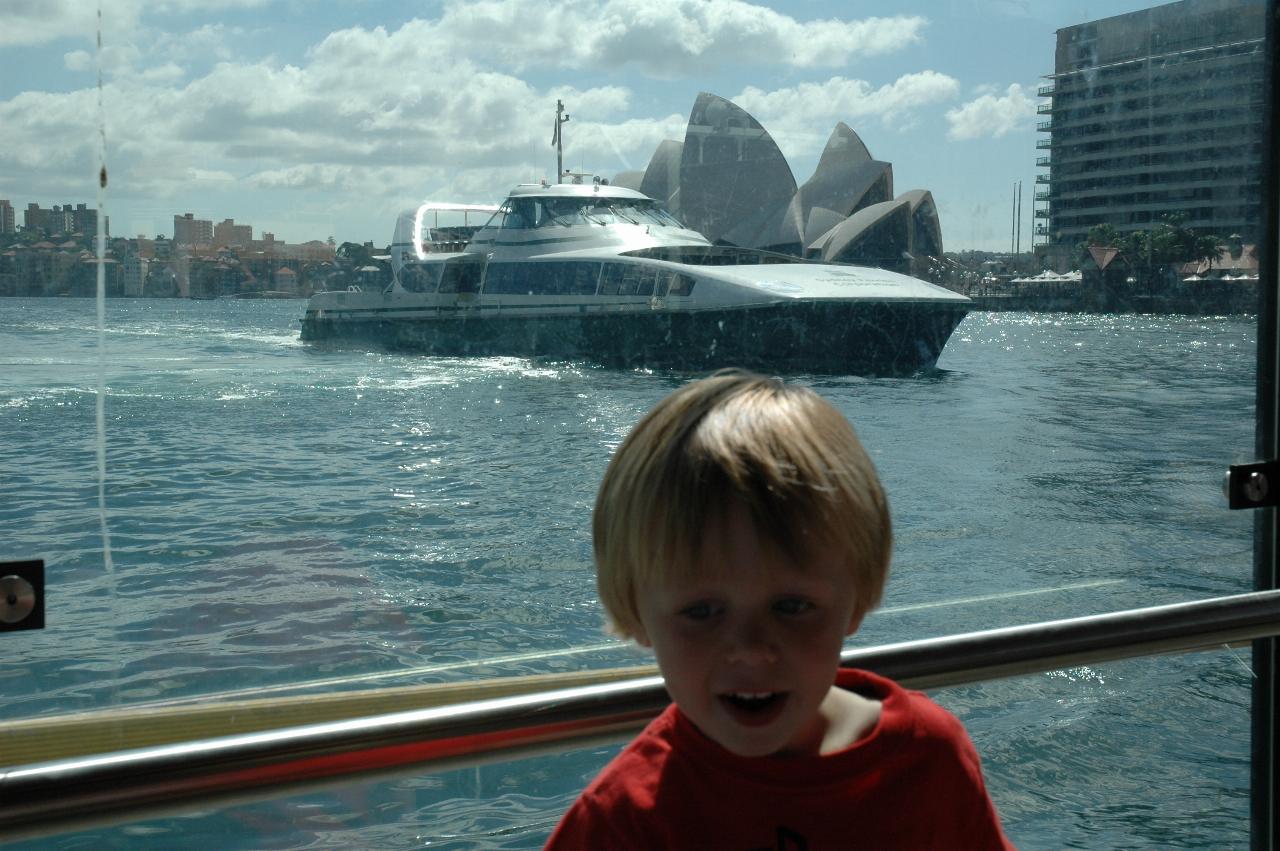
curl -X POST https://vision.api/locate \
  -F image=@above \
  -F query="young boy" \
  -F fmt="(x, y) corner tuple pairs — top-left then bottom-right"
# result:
(546, 370), (1013, 849)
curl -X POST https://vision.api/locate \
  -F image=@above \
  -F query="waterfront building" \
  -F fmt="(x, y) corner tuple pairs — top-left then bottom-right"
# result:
(273, 266), (297, 294)
(69, 203), (99, 237)
(49, 205), (75, 236)
(173, 212), (214, 246)
(214, 218), (253, 248)
(18, 202), (104, 238)
(24, 203), (45, 235)
(0, 200), (14, 235)
(122, 253), (149, 297)
(1034, 0), (1265, 254)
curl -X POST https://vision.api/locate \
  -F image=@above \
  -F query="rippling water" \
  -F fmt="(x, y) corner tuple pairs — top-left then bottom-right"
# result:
(0, 297), (1259, 848)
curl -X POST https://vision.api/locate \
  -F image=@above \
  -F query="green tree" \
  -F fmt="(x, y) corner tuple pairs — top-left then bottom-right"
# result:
(1079, 213), (1219, 274)
(335, 241), (373, 268)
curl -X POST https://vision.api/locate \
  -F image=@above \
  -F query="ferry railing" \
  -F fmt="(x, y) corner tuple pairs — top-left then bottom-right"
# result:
(1, 588), (1279, 843)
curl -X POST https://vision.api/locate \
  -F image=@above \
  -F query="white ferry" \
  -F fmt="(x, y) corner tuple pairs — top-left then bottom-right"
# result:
(300, 181), (971, 374)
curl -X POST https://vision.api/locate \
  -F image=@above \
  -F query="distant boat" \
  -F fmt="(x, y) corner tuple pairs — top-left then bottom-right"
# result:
(300, 181), (969, 374)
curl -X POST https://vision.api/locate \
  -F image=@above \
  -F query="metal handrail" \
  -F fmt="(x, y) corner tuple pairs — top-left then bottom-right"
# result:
(2, 588), (1279, 843)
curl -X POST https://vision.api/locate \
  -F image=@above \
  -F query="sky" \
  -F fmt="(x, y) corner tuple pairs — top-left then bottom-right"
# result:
(0, 0), (1166, 252)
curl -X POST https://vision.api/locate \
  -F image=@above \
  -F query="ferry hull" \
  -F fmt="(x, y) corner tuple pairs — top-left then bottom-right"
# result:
(300, 301), (968, 374)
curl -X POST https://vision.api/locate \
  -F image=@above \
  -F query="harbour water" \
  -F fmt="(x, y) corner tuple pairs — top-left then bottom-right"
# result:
(0, 297), (1260, 848)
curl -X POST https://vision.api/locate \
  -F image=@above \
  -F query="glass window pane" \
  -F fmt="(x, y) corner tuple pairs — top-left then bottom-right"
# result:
(0, 0), (1268, 847)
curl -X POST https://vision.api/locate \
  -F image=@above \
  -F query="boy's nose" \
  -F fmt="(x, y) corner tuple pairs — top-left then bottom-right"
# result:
(725, 618), (779, 665)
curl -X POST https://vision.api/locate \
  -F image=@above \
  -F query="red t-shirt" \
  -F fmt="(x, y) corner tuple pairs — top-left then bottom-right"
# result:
(546, 668), (1014, 849)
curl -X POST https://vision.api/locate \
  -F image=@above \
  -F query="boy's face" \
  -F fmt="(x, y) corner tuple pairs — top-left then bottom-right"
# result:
(633, 503), (863, 758)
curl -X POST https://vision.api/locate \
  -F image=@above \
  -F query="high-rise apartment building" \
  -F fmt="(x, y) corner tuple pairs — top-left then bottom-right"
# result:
(173, 213), (214, 246)
(0, 200), (14, 235)
(24, 203), (44, 234)
(12, 202), (106, 238)
(214, 218), (253, 248)
(1034, 0), (1265, 250)
(71, 203), (100, 237)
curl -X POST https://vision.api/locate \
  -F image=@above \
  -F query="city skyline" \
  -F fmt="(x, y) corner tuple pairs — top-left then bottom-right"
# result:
(0, 200), (323, 249)
(3, 0), (1163, 251)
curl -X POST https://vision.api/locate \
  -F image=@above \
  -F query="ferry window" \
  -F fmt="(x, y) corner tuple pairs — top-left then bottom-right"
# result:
(633, 267), (658, 297)
(2, 1), (1274, 849)
(668, 273), (696, 297)
(572, 262), (601, 295)
(583, 203), (618, 224)
(482, 263), (516, 294)
(533, 262), (567, 294)
(522, 261), (601, 296)
(438, 258), (482, 294)
(624, 201), (671, 226)
(599, 262), (625, 295)
(653, 270), (673, 297)
(501, 200), (535, 230)
(540, 199), (587, 227)
(399, 264), (439, 294)
(616, 264), (646, 296)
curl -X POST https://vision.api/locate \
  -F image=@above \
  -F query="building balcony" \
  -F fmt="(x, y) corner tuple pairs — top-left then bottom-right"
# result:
(1036, 156), (1051, 167)
(1037, 120), (1053, 132)
(1036, 174), (1051, 184)
(1037, 102), (1053, 115)
(1034, 208), (1051, 218)
(1044, 137), (1260, 168)
(1036, 139), (1052, 150)
(1034, 225), (1051, 236)
(1048, 154), (1259, 186)
(1038, 84), (1056, 97)
(1035, 191), (1051, 201)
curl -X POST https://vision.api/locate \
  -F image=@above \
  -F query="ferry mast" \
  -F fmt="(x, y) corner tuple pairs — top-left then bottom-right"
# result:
(552, 100), (570, 183)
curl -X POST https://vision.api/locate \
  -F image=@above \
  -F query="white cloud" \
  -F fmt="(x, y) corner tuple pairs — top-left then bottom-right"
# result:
(945, 84), (1036, 140)
(64, 50), (92, 71)
(0, 0), (104, 47)
(157, 23), (246, 63)
(308, 0), (926, 78)
(183, 166), (237, 185)
(732, 72), (961, 158)
(250, 164), (355, 191)
(0, 0), (265, 47)
(0, 3), (944, 241)
(319, 0), (926, 77)
(150, 0), (273, 11)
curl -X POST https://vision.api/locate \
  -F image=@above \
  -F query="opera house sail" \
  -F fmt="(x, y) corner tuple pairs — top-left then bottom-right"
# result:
(619, 92), (945, 281)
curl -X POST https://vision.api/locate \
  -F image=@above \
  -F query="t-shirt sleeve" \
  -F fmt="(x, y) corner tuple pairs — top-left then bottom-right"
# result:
(935, 709), (1017, 850)
(544, 790), (643, 851)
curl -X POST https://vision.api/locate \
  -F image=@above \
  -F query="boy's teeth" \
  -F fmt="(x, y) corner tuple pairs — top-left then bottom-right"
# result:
(732, 691), (773, 699)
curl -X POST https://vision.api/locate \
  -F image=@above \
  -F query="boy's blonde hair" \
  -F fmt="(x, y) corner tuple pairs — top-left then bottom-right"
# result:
(593, 369), (892, 640)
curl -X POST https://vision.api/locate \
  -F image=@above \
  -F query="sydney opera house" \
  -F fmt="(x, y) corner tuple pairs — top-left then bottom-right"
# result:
(612, 92), (943, 280)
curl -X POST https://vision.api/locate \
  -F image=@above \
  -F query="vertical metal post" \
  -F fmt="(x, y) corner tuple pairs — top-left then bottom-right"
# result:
(553, 100), (569, 185)
(1011, 183), (1016, 254)
(1254, 4), (1279, 849)
(1016, 180), (1022, 255)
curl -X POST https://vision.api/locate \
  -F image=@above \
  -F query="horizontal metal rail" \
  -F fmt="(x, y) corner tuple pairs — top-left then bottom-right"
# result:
(2, 588), (1279, 843)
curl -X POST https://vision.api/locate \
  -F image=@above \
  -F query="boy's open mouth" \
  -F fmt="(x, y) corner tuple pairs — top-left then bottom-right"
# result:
(719, 691), (788, 726)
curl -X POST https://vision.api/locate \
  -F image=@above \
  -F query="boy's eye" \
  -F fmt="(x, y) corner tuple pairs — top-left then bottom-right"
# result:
(678, 602), (718, 620)
(773, 598), (814, 616)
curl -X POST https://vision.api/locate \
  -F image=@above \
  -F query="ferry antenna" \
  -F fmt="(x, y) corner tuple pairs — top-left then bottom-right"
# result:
(552, 99), (570, 184)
